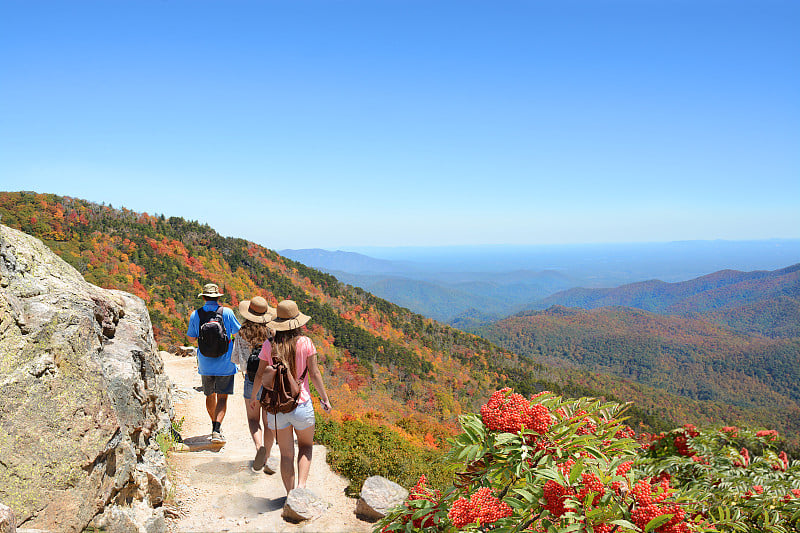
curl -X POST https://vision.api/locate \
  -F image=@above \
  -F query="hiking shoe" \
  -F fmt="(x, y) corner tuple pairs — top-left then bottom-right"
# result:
(253, 446), (267, 471)
(263, 457), (279, 475)
(211, 431), (226, 444)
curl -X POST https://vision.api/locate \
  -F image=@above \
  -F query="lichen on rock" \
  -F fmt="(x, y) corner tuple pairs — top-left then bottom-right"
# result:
(0, 224), (174, 532)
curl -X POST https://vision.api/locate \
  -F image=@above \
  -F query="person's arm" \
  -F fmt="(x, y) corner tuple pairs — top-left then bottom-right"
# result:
(307, 352), (332, 412)
(226, 307), (241, 338)
(186, 311), (198, 343)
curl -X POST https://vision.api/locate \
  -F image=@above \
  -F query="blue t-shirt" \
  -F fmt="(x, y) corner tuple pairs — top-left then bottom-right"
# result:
(187, 301), (241, 376)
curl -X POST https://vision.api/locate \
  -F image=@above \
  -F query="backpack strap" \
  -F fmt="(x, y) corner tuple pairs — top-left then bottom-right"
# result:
(197, 306), (224, 324)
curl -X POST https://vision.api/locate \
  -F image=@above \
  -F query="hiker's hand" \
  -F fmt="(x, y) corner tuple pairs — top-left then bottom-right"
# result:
(321, 399), (332, 412)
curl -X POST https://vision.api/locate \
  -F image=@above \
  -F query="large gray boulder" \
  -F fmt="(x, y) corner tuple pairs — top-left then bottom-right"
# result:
(0, 225), (173, 532)
(356, 475), (408, 521)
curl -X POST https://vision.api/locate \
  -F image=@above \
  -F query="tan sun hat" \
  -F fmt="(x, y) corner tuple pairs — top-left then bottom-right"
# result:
(198, 283), (224, 298)
(238, 296), (276, 324)
(267, 300), (311, 331)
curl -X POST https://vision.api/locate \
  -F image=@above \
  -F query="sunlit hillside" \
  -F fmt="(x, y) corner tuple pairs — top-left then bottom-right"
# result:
(2, 190), (797, 454)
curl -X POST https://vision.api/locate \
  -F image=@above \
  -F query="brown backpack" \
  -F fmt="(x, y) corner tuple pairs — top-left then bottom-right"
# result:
(259, 360), (309, 415)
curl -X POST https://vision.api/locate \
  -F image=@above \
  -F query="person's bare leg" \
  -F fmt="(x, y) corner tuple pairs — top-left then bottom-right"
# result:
(294, 425), (315, 489)
(245, 395), (267, 469)
(213, 394), (228, 423)
(245, 396), (263, 449)
(205, 394), (216, 423)
(276, 426), (296, 493)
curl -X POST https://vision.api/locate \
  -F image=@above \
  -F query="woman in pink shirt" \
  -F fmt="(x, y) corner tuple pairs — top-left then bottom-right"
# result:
(250, 300), (332, 494)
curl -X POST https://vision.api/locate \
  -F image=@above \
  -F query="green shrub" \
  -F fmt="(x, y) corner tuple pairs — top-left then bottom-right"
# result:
(314, 413), (450, 497)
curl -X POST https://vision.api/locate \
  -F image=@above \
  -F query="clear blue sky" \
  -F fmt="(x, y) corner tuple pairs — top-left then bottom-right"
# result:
(1, 0), (798, 250)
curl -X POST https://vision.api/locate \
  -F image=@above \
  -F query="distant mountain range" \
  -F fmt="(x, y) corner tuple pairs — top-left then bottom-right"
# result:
(281, 248), (576, 323)
(278, 248), (415, 274)
(280, 245), (800, 330)
(527, 264), (800, 338)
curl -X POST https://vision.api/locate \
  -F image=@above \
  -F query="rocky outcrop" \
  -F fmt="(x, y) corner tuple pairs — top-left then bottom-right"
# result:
(0, 225), (173, 532)
(356, 476), (408, 521)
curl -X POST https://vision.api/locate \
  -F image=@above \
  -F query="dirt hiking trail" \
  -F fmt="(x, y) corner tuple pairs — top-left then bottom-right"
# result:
(163, 353), (374, 532)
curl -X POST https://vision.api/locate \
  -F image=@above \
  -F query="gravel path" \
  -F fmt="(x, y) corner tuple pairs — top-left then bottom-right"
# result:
(162, 352), (374, 532)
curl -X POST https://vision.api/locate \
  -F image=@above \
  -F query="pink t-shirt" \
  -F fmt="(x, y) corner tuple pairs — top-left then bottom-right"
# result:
(259, 336), (315, 403)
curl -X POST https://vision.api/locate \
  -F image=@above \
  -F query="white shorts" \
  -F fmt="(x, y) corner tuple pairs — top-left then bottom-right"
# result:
(266, 399), (315, 431)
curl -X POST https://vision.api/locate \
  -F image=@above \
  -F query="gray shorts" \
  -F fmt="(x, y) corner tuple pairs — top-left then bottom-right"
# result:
(201, 374), (234, 396)
(267, 399), (315, 431)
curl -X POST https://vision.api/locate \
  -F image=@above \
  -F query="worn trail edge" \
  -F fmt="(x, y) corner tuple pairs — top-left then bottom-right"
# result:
(163, 353), (373, 532)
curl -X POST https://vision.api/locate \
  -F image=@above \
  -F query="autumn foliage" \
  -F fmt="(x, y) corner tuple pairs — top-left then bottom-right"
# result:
(3, 191), (799, 514)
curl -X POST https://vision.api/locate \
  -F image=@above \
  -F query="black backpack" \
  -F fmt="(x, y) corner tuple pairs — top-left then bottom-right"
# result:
(197, 307), (229, 358)
(245, 344), (262, 382)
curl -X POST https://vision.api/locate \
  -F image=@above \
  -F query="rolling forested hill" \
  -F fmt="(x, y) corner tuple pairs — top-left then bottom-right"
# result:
(528, 265), (800, 337)
(482, 305), (800, 448)
(2, 191), (798, 452)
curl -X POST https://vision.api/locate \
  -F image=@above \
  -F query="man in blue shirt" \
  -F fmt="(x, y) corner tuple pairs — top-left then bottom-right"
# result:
(186, 282), (241, 444)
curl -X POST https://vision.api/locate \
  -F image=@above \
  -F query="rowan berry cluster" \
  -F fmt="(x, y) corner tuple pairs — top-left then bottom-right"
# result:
(543, 460), (615, 517)
(671, 425), (699, 457)
(630, 478), (689, 533)
(577, 472), (606, 506)
(447, 487), (512, 528)
(755, 429), (779, 441)
(777, 451), (789, 470)
(616, 425), (636, 439)
(721, 426), (739, 436)
(733, 447), (750, 468)
(616, 461), (633, 476)
(783, 488), (800, 502)
(571, 410), (598, 435)
(480, 388), (552, 434)
(543, 479), (576, 517)
(407, 475), (441, 529)
(409, 474), (440, 500)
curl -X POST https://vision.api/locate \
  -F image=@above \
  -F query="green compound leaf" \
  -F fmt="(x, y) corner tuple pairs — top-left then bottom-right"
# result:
(644, 513), (673, 532)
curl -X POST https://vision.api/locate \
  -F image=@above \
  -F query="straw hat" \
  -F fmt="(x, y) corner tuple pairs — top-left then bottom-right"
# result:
(198, 283), (224, 298)
(267, 300), (311, 331)
(238, 296), (276, 324)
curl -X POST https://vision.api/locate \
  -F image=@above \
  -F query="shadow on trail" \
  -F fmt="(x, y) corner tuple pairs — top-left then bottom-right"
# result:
(249, 496), (287, 514)
(193, 459), (258, 476)
(180, 434), (225, 452)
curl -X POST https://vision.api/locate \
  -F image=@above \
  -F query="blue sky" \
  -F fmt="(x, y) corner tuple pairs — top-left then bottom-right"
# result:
(1, 0), (797, 250)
